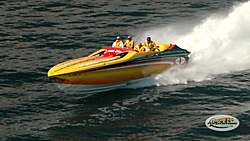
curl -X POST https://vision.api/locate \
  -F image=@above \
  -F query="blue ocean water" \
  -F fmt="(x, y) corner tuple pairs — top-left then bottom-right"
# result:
(1, 0), (250, 140)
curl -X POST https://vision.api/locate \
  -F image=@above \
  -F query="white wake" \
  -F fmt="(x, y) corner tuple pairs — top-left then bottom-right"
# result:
(132, 1), (250, 87)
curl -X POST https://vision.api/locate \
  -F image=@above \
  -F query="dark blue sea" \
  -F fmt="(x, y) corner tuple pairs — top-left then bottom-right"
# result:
(1, 0), (250, 140)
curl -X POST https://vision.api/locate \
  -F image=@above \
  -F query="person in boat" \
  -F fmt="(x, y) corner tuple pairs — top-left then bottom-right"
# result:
(112, 36), (124, 48)
(134, 42), (149, 52)
(143, 37), (160, 52)
(124, 35), (134, 49)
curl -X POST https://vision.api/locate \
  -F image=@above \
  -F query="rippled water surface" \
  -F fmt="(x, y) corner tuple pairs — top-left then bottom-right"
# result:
(1, 0), (250, 140)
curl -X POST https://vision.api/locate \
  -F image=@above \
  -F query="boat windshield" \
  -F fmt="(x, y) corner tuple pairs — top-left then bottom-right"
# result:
(89, 47), (135, 58)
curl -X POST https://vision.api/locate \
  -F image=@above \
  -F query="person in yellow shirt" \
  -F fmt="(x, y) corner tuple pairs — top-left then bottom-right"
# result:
(134, 43), (149, 52)
(143, 37), (160, 52)
(112, 36), (124, 48)
(124, 36), (134, 49)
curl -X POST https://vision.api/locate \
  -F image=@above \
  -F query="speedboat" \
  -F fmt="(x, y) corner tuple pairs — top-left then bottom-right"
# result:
(48, 42), (190, 94)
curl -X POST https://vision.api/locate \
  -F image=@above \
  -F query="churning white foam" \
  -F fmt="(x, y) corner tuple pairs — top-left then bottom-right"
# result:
(133, 1), (250, 87)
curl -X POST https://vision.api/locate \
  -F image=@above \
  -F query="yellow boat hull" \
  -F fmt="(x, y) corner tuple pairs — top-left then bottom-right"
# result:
(48, 43), (190, 94)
